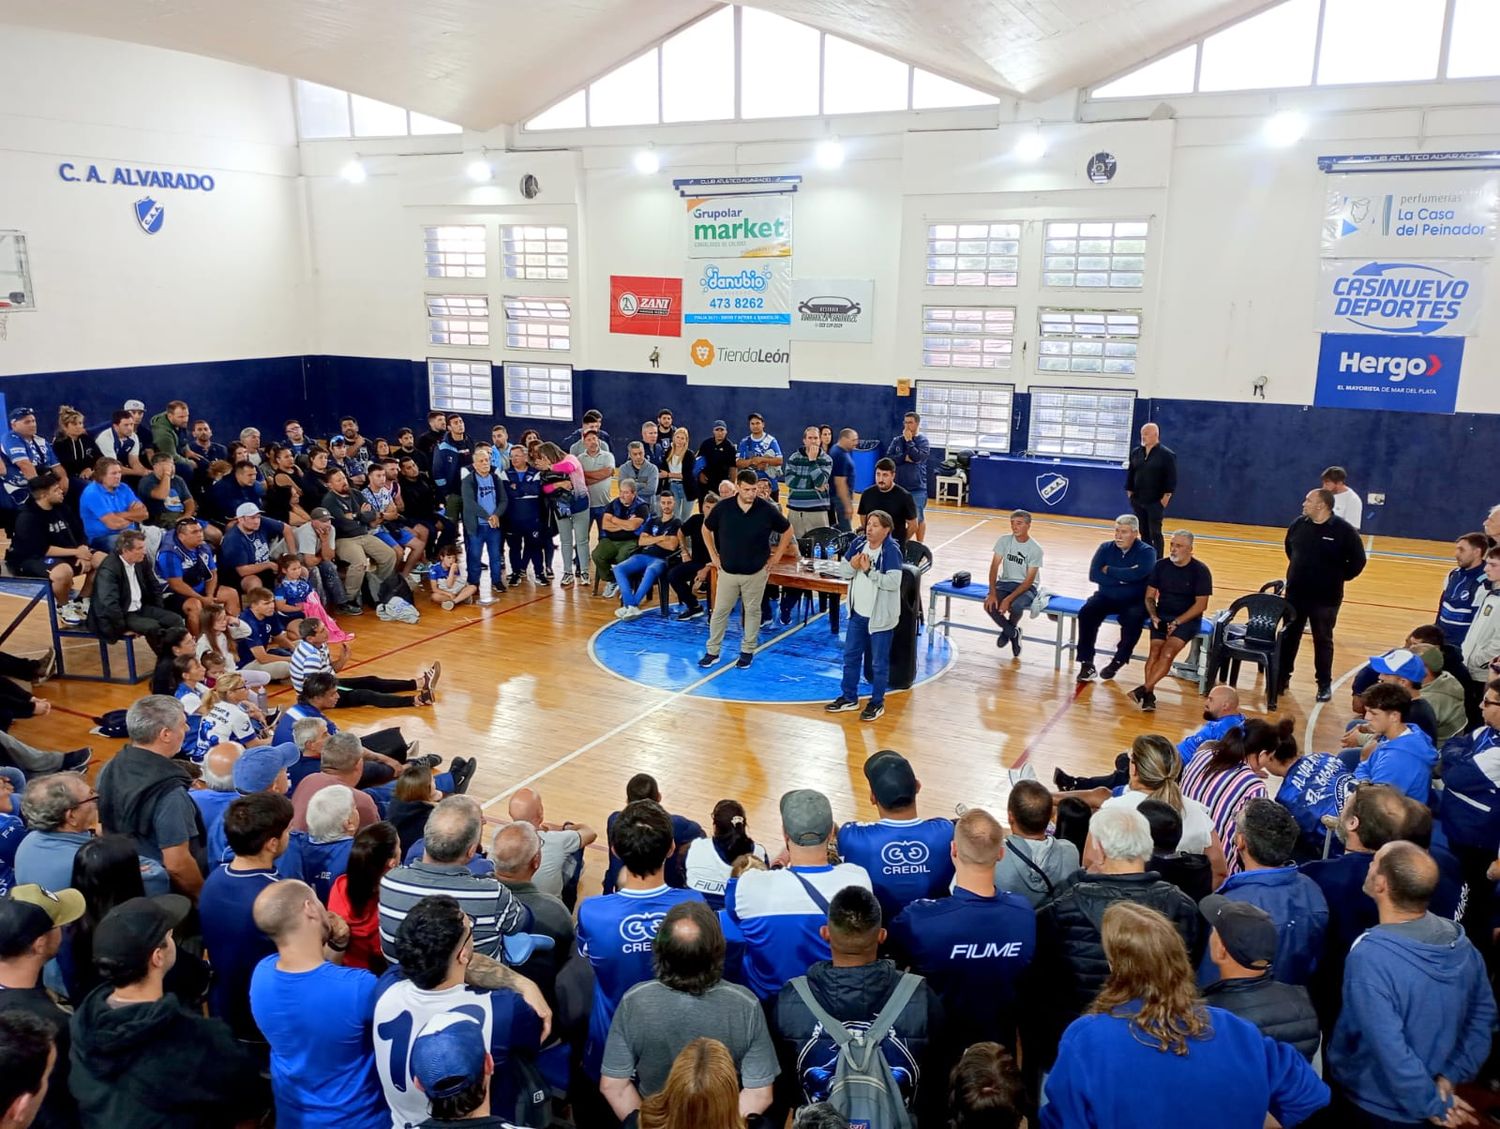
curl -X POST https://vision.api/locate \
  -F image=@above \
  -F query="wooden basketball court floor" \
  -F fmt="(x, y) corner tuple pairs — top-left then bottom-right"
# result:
(4, 504), (1456, 897)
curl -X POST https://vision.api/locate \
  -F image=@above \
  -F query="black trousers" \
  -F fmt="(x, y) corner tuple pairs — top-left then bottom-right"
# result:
(668, 559), (707, 610)
(358, 727), (410, 761)
(1076, 595), (1148, 667)
(1280, 602), (1340, 688)
(1131, 499), (1166, 557)
(329, 675), (418, 709)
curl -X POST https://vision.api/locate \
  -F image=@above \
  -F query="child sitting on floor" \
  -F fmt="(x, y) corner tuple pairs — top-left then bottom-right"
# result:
(428, 543), (477, 610)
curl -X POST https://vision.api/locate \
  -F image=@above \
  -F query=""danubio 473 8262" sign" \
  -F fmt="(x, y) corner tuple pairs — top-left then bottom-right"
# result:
(1317, 259), (1486, 336)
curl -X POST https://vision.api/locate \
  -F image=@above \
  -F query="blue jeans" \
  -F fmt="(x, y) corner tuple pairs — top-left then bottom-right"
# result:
(840, 612), (893, 706)
(464, 523), (504, 586)
(668, 481), (693, 519)
(613, 555), (668, 608)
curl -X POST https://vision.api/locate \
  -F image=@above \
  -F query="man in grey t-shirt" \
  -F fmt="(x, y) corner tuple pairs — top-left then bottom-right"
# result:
(601, 901), (778, 1120)
(986, 509), (1044, 658)
(577, 431), (617, 535)
(507, 786), (597, 909)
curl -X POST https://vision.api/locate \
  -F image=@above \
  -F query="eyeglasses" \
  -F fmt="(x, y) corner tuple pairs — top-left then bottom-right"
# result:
(1484, 698), (1500, 709)
(66, 793), (99, 810)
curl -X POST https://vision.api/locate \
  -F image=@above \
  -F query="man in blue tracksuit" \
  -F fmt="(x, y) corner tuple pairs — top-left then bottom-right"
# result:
(1329, 841), (1496, 1127)
(1436, 678), (1500, 959)
(502, 445), (545, 584)
(1075, 514), (1157, 683)
(887, 411), (930, 544)
(1437, 533), (1487, 645)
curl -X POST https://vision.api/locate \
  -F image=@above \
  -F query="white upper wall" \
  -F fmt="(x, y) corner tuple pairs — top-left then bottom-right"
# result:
(0, 26), (308, 376)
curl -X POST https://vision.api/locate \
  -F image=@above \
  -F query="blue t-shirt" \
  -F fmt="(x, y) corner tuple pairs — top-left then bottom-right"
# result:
(888, 887), (1035, 1047)
(725, 863), (873, 1000)
(238, 610), (280, 665)
(736, 434), (782, 481)
(221, 518), (287, 575)
(198, 865), (280, 1036)
(602, 497), (650, 542)
(472, 472), (500, 517)
(638, 516), (682, 560)
(156, 540), (218, 593)
(250, 957), (387, 1129)
(1278, 753), (1356, 848)
(837, 816), (957, 921)
(0, 813), (25, 895)
(2, 432), (57, 498)
(576, 885), (704, 1076)
(274, 703), (335, 748)
(829, 445), (854, 487)
(79, 481), (141, 541)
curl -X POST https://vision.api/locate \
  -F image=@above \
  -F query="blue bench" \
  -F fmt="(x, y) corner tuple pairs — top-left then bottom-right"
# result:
(927, 581), (1214, 691)
(0, 574), (147, 684)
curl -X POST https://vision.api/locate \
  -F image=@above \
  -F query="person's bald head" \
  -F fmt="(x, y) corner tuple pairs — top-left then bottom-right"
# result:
(200, 742), (244, 792)
(953, 808), (1005, 866)
(252, 879), (320, 941)
(1206, 685), (1240, 718)
(1366, 841), (1440, 914)
(492, 821), (542, 879)
(507, 788), (543, 826)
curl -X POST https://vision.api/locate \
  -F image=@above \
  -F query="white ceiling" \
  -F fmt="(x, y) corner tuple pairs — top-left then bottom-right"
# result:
(0, 0), (1275, 129)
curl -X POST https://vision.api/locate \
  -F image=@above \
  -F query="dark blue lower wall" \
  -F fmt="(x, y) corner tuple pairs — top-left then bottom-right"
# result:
(2, 356), (1485, 542)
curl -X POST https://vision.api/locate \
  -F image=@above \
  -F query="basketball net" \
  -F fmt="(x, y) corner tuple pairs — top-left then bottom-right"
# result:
(0, 313), (8, 341)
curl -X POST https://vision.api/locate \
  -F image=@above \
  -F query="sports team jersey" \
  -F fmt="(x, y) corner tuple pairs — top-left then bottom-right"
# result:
(372, 976), (541, 1129)
(726, 863), (872, 1000)
(736, 434), (782, 480)
(1277, 753), (1355, 846)
(1438, 566), (1487, 645)
(197, 700), (262, 759)
(237, 610), (279, 666)
(276, 578), (313, 608)
(274, 702), (335, 748)
(2, 432), (57, 499)
(156, 541), (217, 593)
(837, 816), (956, 921)
(575, 885), (704, 1076)
(291, 640), (333, 693)
(683, 837), (770, 911)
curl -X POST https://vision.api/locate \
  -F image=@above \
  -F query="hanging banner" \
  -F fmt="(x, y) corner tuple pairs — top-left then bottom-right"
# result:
(1322, 169), (1499, 257)
(609, 275), (683, 337)
(686, 195), (792, 258)
(684, 259), (792, 326)
(1314, 332), (1463, 414)
(1317, 259), (1488, 336)
(789, 279), (874, 342)
(685, 329), (790, 389)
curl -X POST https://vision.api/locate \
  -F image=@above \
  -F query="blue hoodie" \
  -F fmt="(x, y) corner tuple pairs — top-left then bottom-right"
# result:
(1202, 866), (1329, 987)
(1354, 726), (1437, 803)
(1330, 914), (1496, 1123)
(1437, 725), (1500, 851)
(1087, 538), (1157, 603)
(1042, 1003), (1328, 1129)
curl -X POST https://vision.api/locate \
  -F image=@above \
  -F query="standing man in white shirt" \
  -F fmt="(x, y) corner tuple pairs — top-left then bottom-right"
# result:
(1321, 466), (1363, 531)
(985, 509), (1043, 659)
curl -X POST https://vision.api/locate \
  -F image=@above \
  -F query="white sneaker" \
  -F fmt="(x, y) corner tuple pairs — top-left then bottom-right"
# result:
(59, 602), (87, 625)
(478, 595), (497, 606)
(1006, 763), (1039, 787)
(621, 605), (644, 619)
(603, 582), (619, 599)
(614, 606), (630, 619)
(442, 600), (455, 610)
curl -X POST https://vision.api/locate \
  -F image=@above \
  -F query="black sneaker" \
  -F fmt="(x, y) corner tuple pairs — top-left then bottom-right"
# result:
(825, 697), (860, 713)
(448, 756), (477, 794)
(1011, 634), (1022, 658)
(506, 572), (522, 586)
(60, 747), (94, 773)
(676, 606), (704, 621)
(1100, 660), (1124, 681)
(1128, 686), (1146, 705)
(698, 653), (719, 668)
(994, 619), (1013, 646)
(1053, 767), (1079, 791)
(412, 753), (443, 770)
(340, 602), (365, 617)
(1316, 684), (1332, 702)
(860, 701), (885, 722)
(1076, 663), (1098, 683)
(736, 652), (755, 669)
(1141, 691), (1157, 712)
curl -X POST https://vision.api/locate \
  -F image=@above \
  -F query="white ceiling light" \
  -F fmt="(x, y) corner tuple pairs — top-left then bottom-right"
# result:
(466, 159), (493, 182)
(1263, 109), (1308, 147)
(339, 158), (367, 184)
(815, 138), (845, 169)
(1013, 128), (1046, 162)
(632, 147), (661, 174)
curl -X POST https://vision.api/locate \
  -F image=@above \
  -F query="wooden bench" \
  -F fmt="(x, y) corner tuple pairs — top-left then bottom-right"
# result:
(927, 581), (1214, 691)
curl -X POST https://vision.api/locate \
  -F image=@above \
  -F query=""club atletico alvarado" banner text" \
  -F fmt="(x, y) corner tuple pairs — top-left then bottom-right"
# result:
(609, 275), (683, 337)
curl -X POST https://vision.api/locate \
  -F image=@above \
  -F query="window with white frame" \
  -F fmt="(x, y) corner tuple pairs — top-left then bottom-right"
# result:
(1037, 309), (1142, 375)
(505, 363), (574, 421)
(915, 381), (1014, 452)
(502, 297), (571, 351)
(501, 226), (569, 281)
(1042, 221), (1148, 288)
(1028, 386), (1136, 461)
(921, 306), (1015, 370)
(423, 226), (486, 279)
(925, 223), (1021, 287)
(294, 79), (461, 139)
(426, 295), (489, 347)
(427, 358), (494, 414)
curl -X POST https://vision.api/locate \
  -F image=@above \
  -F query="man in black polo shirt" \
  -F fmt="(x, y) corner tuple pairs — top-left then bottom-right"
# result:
(1132, 530), (1213, 712)
(856, 458), (918, 546)
(700, 470), (792, 670)
(1125, 422), (1177, 558)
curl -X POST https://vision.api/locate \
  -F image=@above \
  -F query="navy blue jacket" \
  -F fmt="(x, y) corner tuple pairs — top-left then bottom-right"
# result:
(1088, 539), (1157, 603)
(1437, 725), (1500, 851)
(1205, 867), (1329, 987)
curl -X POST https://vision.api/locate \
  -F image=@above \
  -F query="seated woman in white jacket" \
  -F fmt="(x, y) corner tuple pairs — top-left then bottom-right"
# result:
(824, 509), (907, 723)
(1461, 548), (1500, 681)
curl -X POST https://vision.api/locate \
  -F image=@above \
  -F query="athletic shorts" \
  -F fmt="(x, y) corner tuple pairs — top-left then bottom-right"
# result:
(374, 528), (415, 549)
(1149, 617), (1200, 643)
(17, 557), (80, 578)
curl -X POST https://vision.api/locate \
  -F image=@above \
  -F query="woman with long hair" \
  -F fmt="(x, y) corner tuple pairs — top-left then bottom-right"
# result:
(1098, 734), (1224, 887)
(385, 763), (440, 856)
(53, 405), (100, 512)
(661, 426), (696, 520)
(1041, 902), (1328, 1128)
(683, 799), (770, 910)
(327, 821), (400, 973)
(193, 599), (272, 709)
(1181, 719), (1286, 873)
(263, 444), (309, 526)
(534, 440), (592, 586)
(196, 672), (271, 757)
(639, 1038), (746, 1129)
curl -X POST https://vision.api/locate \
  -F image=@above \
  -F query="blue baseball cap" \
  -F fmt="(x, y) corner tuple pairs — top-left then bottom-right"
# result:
(7, 406), (35, 423)
(410, 1014), (488, 1099)
(233, 742), (300, 794)
(1369, 648), (1427, 685)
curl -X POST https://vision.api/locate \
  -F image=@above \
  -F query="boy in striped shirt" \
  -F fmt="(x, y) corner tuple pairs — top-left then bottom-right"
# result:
(289, 617), (436, 709)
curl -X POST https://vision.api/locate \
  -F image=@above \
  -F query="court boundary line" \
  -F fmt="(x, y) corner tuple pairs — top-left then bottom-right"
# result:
(1304, 662), (1363, 751)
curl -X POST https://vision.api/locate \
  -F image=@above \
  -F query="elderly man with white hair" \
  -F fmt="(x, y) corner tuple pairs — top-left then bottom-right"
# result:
(278, 783), (360, 903)
(1132, 528), (1213, 712)
(1031, 806), (1203, 1070)
(1074, 513), (1157, 684)
(190, 741), (244, 866)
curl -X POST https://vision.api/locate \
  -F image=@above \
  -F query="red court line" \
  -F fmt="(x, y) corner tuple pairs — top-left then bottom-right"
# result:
(1008, 681), (1087, 771)
(45, 703), (99, 722)
(267, 592), (556, 699)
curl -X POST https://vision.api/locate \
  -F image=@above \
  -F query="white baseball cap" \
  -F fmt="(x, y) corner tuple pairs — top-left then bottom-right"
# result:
(123, 399), (146, 412)
(234, 502), (262, 519)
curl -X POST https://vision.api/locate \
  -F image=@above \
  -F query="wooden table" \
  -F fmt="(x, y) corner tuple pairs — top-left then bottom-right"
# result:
(709, 559), (847, 633)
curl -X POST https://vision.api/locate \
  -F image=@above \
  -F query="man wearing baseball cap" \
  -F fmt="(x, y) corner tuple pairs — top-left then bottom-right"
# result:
(219, 501), (288, 595)
(0, 884), (85, 1127)
(1355, 648), (1443, 743)
(837, 751), (955, 921)
(725, 788), (872, 1000)
(409, 1014), (515, 1127)
(291, 505), (350, 610)
(1, 406), (64, 517)
(1200, 895), (1320, 1061)
(69, 894), (268, 1126)
(696, 420), (737, 496)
